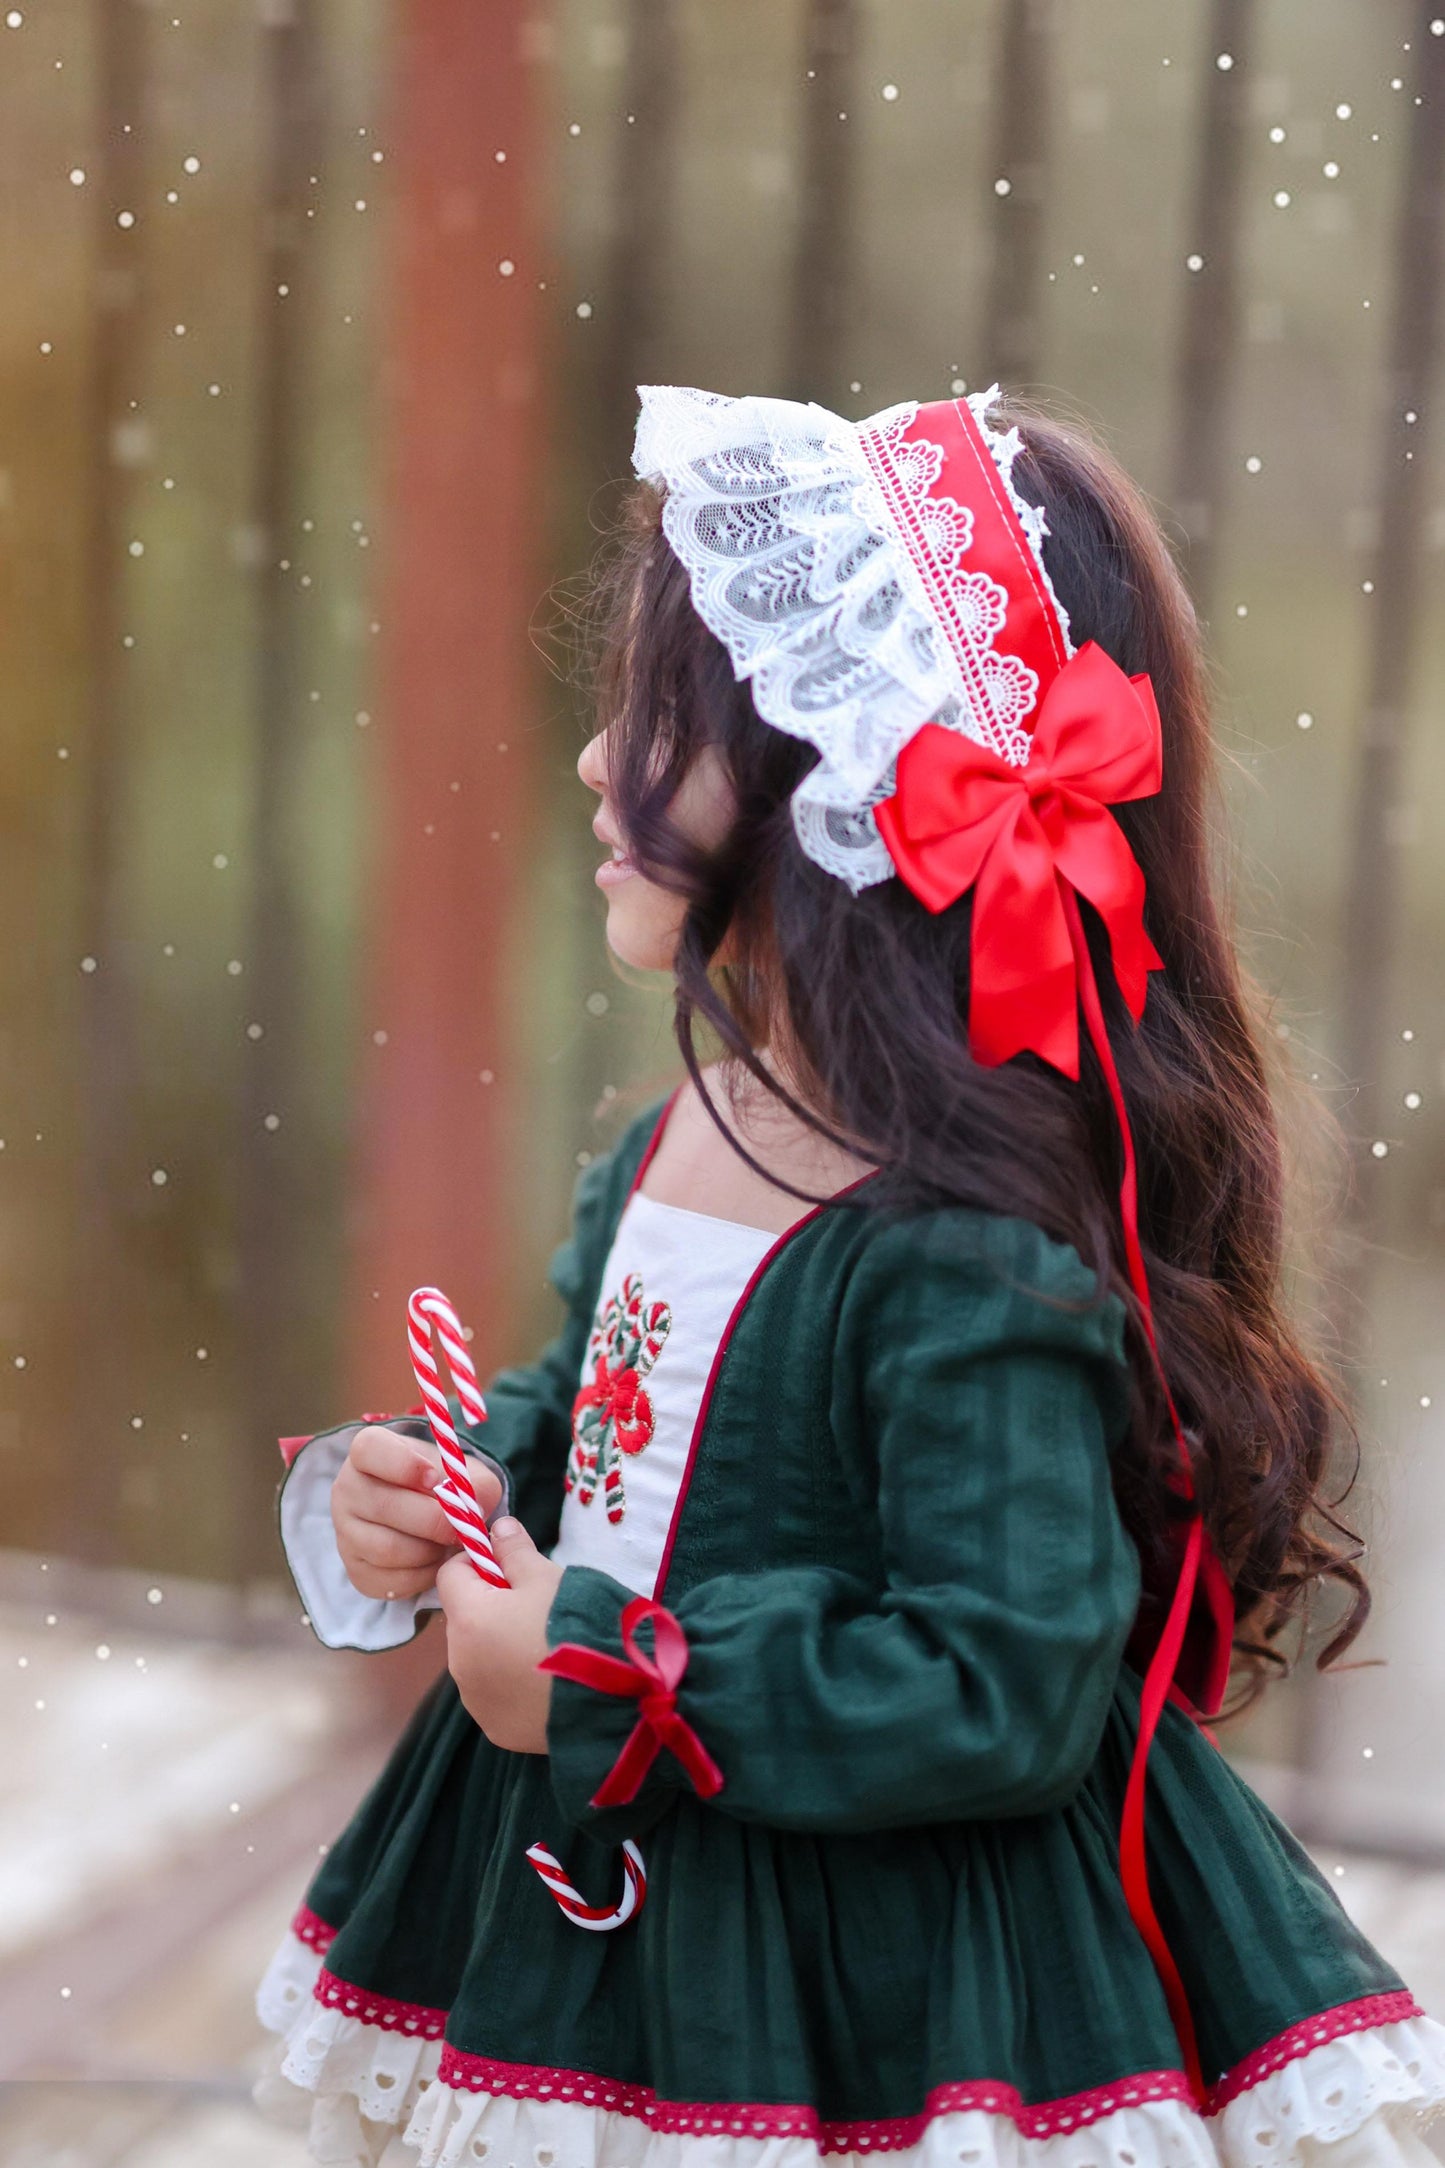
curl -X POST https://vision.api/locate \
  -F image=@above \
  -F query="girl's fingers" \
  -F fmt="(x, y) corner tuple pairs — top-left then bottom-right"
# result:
(346, 1516), (453, 1571)
(346, 1560), (438, 1601)
(346, 1468), (457, 1544)
(350, 1424), (440, 1489)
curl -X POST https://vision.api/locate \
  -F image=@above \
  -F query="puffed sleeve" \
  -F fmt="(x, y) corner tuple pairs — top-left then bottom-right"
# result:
(543, 1207), (1142, 1836)
(275, 1107), (661, 1653)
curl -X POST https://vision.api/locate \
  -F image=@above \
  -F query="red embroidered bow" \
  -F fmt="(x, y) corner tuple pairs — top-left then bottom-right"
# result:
(540, 1595), (725, 1809)
(573, 1357), (654, 1454)
(874, 640), (1166, 1080)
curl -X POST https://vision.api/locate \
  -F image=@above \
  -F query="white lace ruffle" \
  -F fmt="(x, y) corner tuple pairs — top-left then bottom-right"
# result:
(1214, 2019), (1445, 2163)
(253, 1927), (1445, 2168)
(631, 383), (1070, 894)
(253, 1929), (444, 2168)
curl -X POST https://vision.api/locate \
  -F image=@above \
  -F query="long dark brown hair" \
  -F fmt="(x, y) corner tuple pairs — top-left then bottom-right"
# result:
(585, 392), (1367, 1712)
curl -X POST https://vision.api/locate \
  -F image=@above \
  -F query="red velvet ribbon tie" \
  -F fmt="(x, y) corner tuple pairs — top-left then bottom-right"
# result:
(540, 1595), (725, 1809)
(877, 639), (1234, 2106)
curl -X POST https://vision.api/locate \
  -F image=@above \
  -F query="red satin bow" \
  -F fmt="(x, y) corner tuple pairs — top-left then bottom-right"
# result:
(875, 640), (1166, 1080)
(540, 1595), (725, 1809)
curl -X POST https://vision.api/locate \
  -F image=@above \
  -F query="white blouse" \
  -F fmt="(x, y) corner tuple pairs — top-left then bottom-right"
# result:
(549, 1190), (779, 1597)
(279, 1190), (780, 1649)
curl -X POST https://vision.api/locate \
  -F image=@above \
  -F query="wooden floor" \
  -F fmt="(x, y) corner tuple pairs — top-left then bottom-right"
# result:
(1, 1566), (1443, 2164)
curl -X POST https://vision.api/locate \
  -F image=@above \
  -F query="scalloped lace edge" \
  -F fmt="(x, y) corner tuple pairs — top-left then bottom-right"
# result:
(253, 1927), (1445, 2168)
(964, 383), (1075, 662)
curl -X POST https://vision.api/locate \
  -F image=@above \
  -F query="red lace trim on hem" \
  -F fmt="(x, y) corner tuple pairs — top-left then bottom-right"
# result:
(1204, 1988), (1423, 2115)
(291, 1903), (337, 1955)
(314, 1964), (448, 2040)
(434, 2052), (1191, 2145)
(293, 1943), (1428, 2153)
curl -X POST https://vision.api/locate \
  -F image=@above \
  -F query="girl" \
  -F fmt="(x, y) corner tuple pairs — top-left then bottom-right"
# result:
(253, 383), (1445, 2168)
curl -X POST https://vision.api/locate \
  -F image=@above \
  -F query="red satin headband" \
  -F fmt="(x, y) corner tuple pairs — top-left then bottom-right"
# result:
(870, 396), (1163, 1076)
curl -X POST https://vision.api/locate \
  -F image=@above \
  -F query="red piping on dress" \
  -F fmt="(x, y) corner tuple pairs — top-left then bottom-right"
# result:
(625, 1087), (681, 1201)
(636, 1092), (888, 1604)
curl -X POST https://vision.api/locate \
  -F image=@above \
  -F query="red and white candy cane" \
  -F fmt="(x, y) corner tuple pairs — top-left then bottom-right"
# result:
(524, 1839), (648, 1930)
(407, 1284), (648, 1934)
(406, 1285), (507, 1589)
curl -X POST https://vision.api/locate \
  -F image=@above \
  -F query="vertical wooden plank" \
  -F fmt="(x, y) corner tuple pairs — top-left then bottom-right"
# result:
(1289, 9), (1445, 1822)
(1333, 7), (1445, 1321)
(592, 0), (680, 460)
(787, 0), (858, 403)
(560, 0), (683, 1154)
(342, 0), (542, 1428)
(233, 0), (329, 1579)
(1170, 0), (1255, 622)
(74, 0), (150, 1569)
(981, 0), (1054, 389)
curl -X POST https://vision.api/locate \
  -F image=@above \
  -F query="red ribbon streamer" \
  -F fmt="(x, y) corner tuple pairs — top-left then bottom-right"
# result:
(540, 1595), (725, 1809)
(877, 639), (1236, 2104)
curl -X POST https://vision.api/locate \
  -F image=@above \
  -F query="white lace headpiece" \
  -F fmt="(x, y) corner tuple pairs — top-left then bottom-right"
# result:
(631, 383), (1075, 892)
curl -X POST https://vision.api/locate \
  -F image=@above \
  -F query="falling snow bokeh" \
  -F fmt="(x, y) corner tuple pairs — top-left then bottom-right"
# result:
(1, 0), (1445, 2126)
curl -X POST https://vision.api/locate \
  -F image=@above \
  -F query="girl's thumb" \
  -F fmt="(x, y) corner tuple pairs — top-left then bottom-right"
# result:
(487, 1515), (538, 1577)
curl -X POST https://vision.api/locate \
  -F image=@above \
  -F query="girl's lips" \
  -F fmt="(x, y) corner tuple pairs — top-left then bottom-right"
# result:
(596, 851), (636, 889)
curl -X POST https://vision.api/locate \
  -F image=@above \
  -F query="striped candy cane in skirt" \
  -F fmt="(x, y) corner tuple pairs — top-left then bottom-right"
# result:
(523, 1839), (648, 1930)
(407, 1285), (648, 1934)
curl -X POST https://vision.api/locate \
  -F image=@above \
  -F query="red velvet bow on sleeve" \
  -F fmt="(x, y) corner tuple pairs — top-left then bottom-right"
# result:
(540, 1595), (725, 1809)
(874, 640), (1165, 1079)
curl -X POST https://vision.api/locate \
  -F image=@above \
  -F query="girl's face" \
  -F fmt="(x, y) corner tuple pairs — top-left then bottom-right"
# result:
(577, 724), (737, 970)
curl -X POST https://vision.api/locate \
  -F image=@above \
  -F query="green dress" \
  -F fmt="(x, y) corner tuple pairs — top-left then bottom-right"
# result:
(253, 1095), (1445, 2168)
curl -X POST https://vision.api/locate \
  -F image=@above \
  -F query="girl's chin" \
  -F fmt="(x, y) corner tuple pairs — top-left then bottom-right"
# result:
(599, 894), (679, 973)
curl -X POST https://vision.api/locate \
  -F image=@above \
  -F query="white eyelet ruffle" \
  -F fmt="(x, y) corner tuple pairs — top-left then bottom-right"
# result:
(253, 1927), (1445, 2168)
(631, 384), (1068, 894)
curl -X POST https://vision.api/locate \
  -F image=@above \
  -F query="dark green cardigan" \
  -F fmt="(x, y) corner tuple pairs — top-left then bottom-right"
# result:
(287, 1095), (1408, 2127)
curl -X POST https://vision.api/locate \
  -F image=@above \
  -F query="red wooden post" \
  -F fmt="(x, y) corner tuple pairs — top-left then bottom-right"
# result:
(345, 1), (543, 1430)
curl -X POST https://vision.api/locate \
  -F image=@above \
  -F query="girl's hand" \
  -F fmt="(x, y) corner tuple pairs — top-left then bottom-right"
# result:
(331, 1423), (504, 1602)
(434, 1521), (563, 1753)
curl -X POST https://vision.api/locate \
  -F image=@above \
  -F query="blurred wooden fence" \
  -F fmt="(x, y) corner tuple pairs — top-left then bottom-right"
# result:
(2, 0), (1444, 1630)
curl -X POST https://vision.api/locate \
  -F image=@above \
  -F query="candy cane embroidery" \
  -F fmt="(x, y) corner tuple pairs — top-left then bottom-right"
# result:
(567, 1272), (673, 1524)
